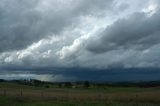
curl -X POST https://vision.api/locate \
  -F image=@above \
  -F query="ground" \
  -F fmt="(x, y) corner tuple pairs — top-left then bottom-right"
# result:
(0, 82), (160, 106)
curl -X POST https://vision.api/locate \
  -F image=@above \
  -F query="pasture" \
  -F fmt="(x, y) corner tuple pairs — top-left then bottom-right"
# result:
(0, 81), (160, 106)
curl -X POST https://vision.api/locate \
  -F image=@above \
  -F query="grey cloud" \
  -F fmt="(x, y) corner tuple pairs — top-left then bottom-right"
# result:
(2, 0), (160, 71)
(73, 0), (113, 16)
(0, 0), (44, 52)
(0, 0), (114, 53)
(117, 3), (129, 11)
(87, 11), (160, 53)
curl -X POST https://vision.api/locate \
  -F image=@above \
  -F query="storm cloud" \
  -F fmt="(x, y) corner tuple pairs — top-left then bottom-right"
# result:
(0, 0), (113, 52)
(87, 11), (160, 53)
(0, 0), (160, 81)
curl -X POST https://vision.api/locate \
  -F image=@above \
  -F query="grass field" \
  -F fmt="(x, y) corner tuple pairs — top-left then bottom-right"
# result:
(0, 82), (160, 106)
(1, 96), (160, 106)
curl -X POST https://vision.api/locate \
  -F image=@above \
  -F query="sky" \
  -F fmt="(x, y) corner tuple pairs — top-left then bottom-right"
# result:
(0, 0), (160, 82)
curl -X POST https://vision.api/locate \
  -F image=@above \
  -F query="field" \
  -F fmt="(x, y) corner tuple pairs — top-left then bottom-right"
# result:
(0, 82), (160, 106)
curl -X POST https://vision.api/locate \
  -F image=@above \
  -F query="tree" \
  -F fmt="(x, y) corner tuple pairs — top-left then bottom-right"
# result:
(83, 81), (90, 88)
(64, 82), (72, 88)
(58, 83), (62, 88)
(45, 85), (50, 88)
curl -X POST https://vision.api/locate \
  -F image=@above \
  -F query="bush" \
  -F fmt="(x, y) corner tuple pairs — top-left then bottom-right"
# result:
(64, 82), (72, 88)
(45, 85), (50, 88)
(83, 81), (90, 88)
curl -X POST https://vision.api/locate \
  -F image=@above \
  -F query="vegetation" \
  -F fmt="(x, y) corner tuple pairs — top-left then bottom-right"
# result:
(1, 79), (160, 88)
(0, 96), (160, 106)
(0, 79), (160, 106)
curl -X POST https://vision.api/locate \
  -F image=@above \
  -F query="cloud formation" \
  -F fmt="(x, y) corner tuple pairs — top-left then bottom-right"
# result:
(0, 0), (160, 81)
(0, 0), (113, 52)
(87, 12), (160, 53)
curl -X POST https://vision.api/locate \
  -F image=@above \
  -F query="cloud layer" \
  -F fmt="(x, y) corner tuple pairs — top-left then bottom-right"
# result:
(0, 0), (160, 81)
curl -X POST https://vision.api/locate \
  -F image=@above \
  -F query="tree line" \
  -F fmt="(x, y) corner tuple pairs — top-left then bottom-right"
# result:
(1, 79), (160, 88)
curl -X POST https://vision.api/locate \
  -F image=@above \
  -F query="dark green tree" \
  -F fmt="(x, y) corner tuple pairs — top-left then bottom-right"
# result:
(83, 81), (90, 88)
(64, 82), (72, 88)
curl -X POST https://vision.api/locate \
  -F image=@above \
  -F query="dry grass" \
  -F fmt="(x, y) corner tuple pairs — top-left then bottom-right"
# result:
(0, 87), (160, 103)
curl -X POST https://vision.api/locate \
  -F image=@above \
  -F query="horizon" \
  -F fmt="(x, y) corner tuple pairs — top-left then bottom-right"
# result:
(1, 68), (160, 82)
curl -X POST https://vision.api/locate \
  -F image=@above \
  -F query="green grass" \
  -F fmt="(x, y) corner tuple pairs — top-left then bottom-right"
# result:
(0, 82), (160, 106)
(0, 96), (160, 106)
(0, 82), (160, 93)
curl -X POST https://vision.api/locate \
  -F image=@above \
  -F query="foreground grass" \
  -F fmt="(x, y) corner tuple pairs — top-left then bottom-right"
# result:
(0, 96), (160, 106)
(1, 82), (160, 106)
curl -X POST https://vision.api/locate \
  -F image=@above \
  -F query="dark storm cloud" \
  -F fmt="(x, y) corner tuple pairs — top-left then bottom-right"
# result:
(0, 0), (114, 53)
(87, 11), (160, 53)
(0, 0), (41, 52)
(1, 68), (160, 82)
(1, 0), (160, 82)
